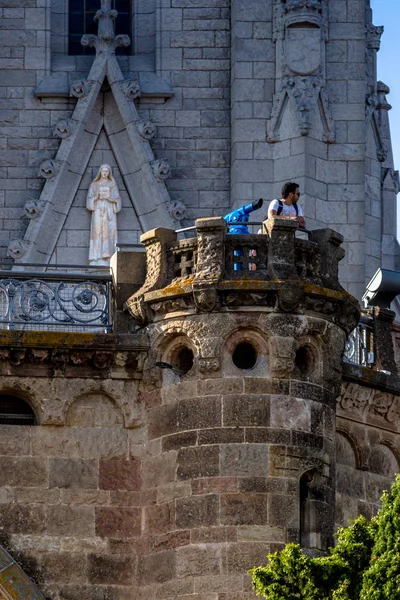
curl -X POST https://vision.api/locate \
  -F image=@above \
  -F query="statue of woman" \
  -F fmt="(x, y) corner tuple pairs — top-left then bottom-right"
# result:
(86, 164), (122, 266)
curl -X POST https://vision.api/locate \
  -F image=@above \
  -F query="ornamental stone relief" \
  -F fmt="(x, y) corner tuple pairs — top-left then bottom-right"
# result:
(338, 381), (400, 429)
(269, 0), (334, 142)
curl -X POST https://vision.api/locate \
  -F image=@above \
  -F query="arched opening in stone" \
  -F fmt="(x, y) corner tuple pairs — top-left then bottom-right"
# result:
(300, 469), (321, 551)
(295, 344), (315, 376)
(232, 341), (257, 370)
(174, 346), (194, 375)
(0, 394), (36, 426)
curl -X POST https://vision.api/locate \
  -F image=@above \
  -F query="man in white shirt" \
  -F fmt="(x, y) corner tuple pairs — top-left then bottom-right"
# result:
(267, 182), (306, 229)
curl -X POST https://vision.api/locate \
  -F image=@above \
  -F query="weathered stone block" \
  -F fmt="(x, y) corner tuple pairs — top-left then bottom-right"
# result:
(99, 458), (141, 491)
(0, 457), (47, 487)
(176, 545), (221, 578)
(221, 493), (268, 525)
(49, 458), (98, 489)
(220, 444), (268, 477)
(177, 396), (221, 430)
(144, 502), (175, 535)
(137, 550), (176, 585)
(176, 494), (219, 529)
(177, 446), (220, 480)
(47, 505), (95, 536)
(0, 504), (46, 534)
(223, 394), (270, 427)
(88, 554), (135, 585)
(95, 507), (141, 538)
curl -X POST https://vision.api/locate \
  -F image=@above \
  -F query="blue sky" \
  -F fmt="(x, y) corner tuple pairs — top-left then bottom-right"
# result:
(371, 0), (399, 167)
(370, 0), (399, 236)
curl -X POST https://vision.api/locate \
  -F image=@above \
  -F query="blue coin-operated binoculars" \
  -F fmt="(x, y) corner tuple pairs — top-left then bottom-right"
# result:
(223, 198), (264, 234)
(223, 198), (264, 270)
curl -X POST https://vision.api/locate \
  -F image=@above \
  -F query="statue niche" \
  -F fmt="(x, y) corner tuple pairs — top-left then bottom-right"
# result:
(86, 164), (122, 266)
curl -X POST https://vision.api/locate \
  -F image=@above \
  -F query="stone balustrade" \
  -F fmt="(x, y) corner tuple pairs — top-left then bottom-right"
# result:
(127, 216), (360, 336)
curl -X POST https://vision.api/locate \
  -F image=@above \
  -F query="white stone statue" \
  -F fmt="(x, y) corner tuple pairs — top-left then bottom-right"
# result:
(86, 164), (122, 266)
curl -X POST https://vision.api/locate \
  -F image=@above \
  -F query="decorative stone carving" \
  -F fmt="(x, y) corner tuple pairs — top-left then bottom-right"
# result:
(151, 159), (171, 181)
(7, 240), (30, 261)
(54, 119), (74, 139)
(123, 80), (141, 101)
(24, 199), (42, 220)
(167, 200), (186, 221)
(137, 120), (156, 140)
(366, 24), (384, 51)
(193, 218), (225, 313)
(376, 81), (392, 111)
(70, 79), (91, 98)
(86, 164), (122, 266)
(80, 0), (130, 56)
(38, 159), (60, 180)
(339, 381), (400, 430)
(269, 335), (296, 378)
(269, 0), (334, 142)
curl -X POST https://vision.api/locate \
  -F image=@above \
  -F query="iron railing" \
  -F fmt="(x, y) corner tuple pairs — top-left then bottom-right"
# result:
(0, 265), (112, 332)
(343, 315), (375, 367)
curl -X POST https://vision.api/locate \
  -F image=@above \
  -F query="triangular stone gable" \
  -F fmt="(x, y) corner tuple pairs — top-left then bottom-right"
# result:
(12, 3), (179, 269)
(49, 128), (143, 265)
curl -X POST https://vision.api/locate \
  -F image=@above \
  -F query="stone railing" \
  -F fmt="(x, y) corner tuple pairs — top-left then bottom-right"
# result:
(127, 216), (360, 334)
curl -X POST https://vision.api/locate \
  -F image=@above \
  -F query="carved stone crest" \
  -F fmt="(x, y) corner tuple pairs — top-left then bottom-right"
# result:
(123, 80), (141, 101)
(7, 239), (30, 261)
(24, 199), (43, 220)
(137, 120), (156, 140)
(151, 159), (171, 181)
(54, 119), (74, 139)
(168, 200), (186, 221)
(38, 159), (60, 180)
(71, 80), (91, 98)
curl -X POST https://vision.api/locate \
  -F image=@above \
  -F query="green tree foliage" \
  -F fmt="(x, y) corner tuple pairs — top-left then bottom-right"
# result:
(250, 475), (400, 600)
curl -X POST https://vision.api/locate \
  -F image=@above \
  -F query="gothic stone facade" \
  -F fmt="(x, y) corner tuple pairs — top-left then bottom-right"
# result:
(0, 0), (398, 299)
(0, 1), (400, 599)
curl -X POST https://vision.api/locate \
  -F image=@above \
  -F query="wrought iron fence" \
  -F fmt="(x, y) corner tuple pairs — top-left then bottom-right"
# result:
(0, 266), (112, 333)
(344, 315), (375, 367)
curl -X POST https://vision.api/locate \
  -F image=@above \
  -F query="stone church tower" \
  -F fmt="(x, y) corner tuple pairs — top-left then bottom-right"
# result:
(0, 1), (399, 599)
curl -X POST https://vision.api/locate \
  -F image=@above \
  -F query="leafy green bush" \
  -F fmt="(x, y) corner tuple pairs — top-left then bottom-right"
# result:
(250, 475), (400, 600)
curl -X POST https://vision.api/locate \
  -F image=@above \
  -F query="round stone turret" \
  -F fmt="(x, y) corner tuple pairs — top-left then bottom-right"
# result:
(127, 217), (360, 598)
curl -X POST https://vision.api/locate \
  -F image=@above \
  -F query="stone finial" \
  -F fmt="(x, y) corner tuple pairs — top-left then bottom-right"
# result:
(80, 0), (130, 55)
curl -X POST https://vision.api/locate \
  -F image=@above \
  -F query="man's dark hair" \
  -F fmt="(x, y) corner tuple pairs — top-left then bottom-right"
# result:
(281, 182), (299, 199)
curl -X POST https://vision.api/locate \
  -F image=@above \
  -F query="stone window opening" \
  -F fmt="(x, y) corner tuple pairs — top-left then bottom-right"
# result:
(0, 394), (36, 426)
(300, 469), (322, 551)
(232, 341), (258, 370)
